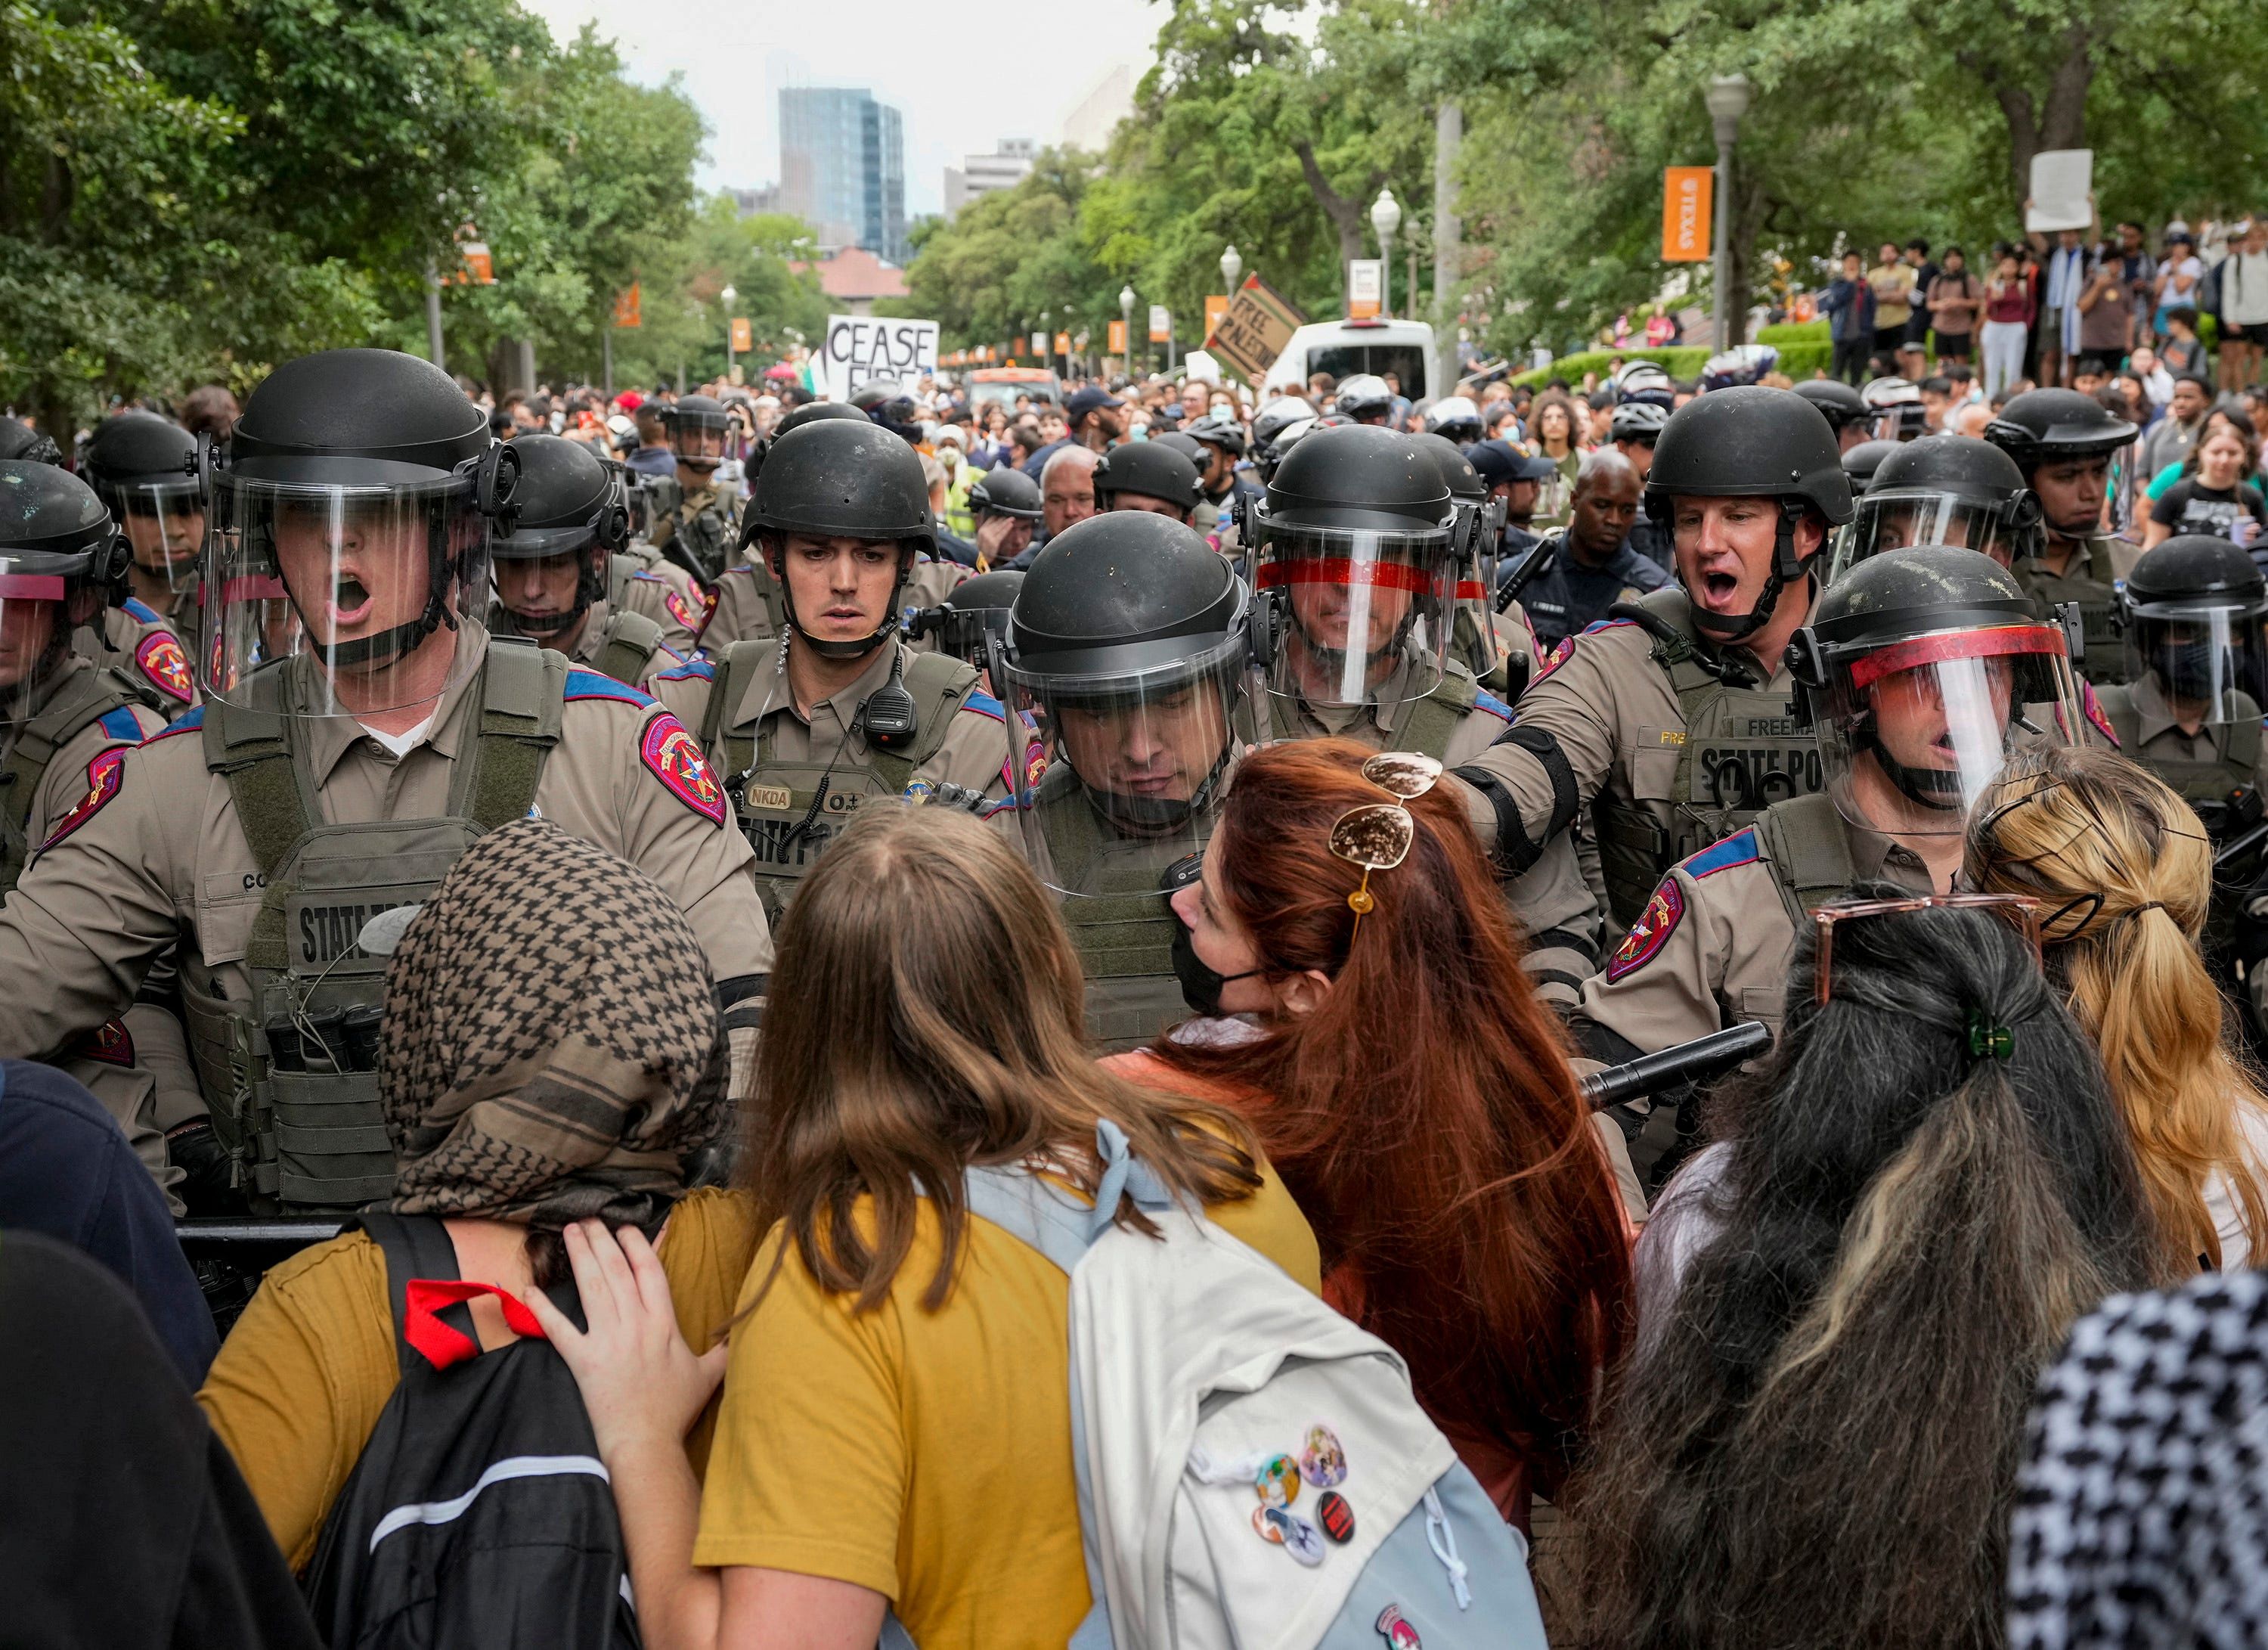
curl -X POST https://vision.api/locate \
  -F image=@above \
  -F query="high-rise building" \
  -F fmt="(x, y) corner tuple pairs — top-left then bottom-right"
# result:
(779, 87), (907, 265)
(943, 138), (1036, 219)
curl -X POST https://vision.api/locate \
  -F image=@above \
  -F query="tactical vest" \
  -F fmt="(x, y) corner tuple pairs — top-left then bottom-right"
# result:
(1752, 792), (1864, 932)
(703, 640), (978, 926)
(2017, 538), (2129, 685)
(1035, 774), (1194, 1052)
(1591, 588), (1826, 929)
(178, 638), (563, 1212)
(1390, 658), (1484, 759)
(2096, 682), (2260, 959)
(0, 663), (149, 894)
(1449, 605), (1523, 699)
(586, 606), (668, 688)
(658, 486), (736, 585)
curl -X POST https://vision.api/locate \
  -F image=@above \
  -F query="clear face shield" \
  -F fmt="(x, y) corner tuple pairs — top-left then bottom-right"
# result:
(997, 630), (1252, 895)
(2122, 597), (2268, 721)
(109, 478), (206, 594)
(1816, 622), (2080, 836)
(0, 560), (82, 730)
(671, 411), (730, 473)
(1831, 487), (2043, 581)
(1251, 519), (1455, 711)
(1448, 495), (1507, 673)
(201, 473), (492, 716)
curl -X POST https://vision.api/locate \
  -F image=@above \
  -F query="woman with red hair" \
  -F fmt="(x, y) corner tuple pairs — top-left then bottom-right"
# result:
(1133, 737), (1633, 1525)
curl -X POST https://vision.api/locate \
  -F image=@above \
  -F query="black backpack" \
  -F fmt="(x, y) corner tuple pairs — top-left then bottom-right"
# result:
(302, 1214), (640, 1648)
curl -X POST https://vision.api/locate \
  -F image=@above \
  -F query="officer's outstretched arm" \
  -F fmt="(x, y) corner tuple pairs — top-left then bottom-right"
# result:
(1566, 864), (1738, 1069)
(1447, 630), (1625, 872)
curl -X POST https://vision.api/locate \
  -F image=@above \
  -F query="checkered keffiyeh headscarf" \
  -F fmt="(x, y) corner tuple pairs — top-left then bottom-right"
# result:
(2007, 1267), (2268, 1647)
(379, 817), (730, 1230)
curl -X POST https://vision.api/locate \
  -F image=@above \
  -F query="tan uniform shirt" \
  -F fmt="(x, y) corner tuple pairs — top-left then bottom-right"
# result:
(488, 597), (691, 690)
(2121, 671), (2268, 781)
(613, 560), (708, 657)
(0, 631), (770, 1066)
(80, 600), (200, 716)
(699, 558), (969, 653)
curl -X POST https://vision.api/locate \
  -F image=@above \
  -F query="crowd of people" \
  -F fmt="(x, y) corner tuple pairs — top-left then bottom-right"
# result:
(14, 259), (2268, 1645)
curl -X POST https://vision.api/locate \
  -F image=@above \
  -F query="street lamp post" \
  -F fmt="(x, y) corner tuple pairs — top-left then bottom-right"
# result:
(720, 283), (737, 381)
(1705, 73), (1752, 351)
(1370, 188), (1402, 318)
(1220, 245), (1243, 293)
(1119, 286), (1136, 377)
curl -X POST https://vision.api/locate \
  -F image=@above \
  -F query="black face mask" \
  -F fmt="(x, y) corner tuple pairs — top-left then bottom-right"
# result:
(1170, 905), (1262, 1018)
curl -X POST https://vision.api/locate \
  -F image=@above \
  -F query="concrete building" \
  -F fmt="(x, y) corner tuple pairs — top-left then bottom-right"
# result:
(1059, 64), (1136, 154)
(778, 87), (908, 264)
(729, 185), (784, 218)
(943, 138), (1036, 219)
(789, 247), (911, 318)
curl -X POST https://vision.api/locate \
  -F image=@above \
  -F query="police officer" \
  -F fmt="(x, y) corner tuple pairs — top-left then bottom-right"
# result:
(990, 513), (1250, 1047)
(1331, 374), (1395, 426)
(1410, 431), (1532, 699)
(851, 378), (927, 447)
(1842, 437), (1900, 496)
(1250, 395), (1316, 486)
(903, 567), (1024, 693)
(1512, 448), (1672, 651)
(71, 412), (200, 716)
(1092, 442), (1205, 523)
(1862, 374), (1929, 442)
(652, 416), (1012, 924)
(1572, 546), (2082, 1189)
(968, 466), (1043, 570)
(1425, 395), (1485, 445)
(487, 435), (697, 686)
(1449, 385), (1855, 932)
(1826, 433), (2044, 581)
(1985, 388), (2143, 681)
(1792, 377), (1874, 454)
(0, 349), (771, 1214)
(1185, 413), (1259, 542)
(646, 392), (739, 584)
(1472, 439), (1557, 566)
(0, 461), (200, 1208)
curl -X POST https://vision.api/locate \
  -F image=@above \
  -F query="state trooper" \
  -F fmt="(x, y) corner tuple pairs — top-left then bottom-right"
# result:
(0, 461), (200, 1207)
(0, 349), (770, 1214)
(1792, 377), (1875, 454)
(1249, 395), (1316, 486)
(645, 392), (739, 585)
(966, 467), (1042, 571)
(487, 434), (699, 687)
(1861, 374), (1929, 442)
(990, 513), (1253, 1048)
(1569, 547), (2082, 1189)
(903, 567), (1023, 686)
(2099, 535), (2268, 806)
(1986, 387), (2143, 680)
(1250, 422), (1602, 1000)
(1826, 433), (2045, 581)
(1842, 438), (1899, 497)
(1409, 430), (1532, 699)
(1447, 386), (1855, 933)
(67, 411), (200, 717)
(1093, 441), (1205, 523)
(652, 417), (1014, 924)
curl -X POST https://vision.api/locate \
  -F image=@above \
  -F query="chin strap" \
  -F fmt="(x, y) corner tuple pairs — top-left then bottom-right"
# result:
(1854, 722), (1966, 811)
(771, 540), (907, 661)
(1688, 501), (1811, 645)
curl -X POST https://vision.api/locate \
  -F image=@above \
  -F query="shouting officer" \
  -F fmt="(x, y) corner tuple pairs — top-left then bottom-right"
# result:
(1826, 433), (2044, 580)
(646, 392), (739, 585)
(1573, 546), (2082, 1190)
(0, 461), (200, 1206)
(0, 349), (770, 1214)
(652, 416), (1012, 923)
(1450, 385), (1855, 932)
(991, 513), (1253, 1048)
(1985, 387), (2142, 681)
(488, 434), (699, 686)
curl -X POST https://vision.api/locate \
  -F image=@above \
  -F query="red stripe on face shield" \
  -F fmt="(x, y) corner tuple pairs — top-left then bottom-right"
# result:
(1848, 625), (2066, 689)
(218, 574), (290, 603)
(1255, 557), (1444, 594)
(1455, 579), (1490, 600)
(0, 575), (67, 600)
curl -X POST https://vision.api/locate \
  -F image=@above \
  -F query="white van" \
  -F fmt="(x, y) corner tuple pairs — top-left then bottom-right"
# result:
(1262, 317), (1436, 403)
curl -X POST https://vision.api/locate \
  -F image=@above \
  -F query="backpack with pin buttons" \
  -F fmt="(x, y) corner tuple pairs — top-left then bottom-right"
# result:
(886, 1121), (1548, 1650)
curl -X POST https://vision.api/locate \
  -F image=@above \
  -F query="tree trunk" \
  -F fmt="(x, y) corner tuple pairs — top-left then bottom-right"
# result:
(1961, 19), (2092, 219)
(1293, 138), (1386, 312)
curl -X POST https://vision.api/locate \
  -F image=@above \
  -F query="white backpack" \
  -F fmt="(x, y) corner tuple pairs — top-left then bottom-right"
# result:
(889, 1121), (1551, 1650)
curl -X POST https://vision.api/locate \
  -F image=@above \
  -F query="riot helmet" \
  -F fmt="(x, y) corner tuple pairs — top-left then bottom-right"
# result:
(1984, 388), (2139, 544)
(1411, 430), (1507, 678)
(201, 348), (515, 715)
(745, 417), (934, 659)
(1149, 430), (1208, 466)
(0, 422), (64, 467)
(850, 379), (925, 446)
(776, 400), (869, 436)
(1257, 414), (1320, 485)
(661, 394), (731, 471)
(1251, 395), (1316, 455)
(998, 512), (1253, 882)
(1249, 423), (1455, 710)
(487, 435), (629, 640)
(1793, 379), (1872, 446)
(1842, 439), (1900, 495)
(1093, 442), (1203, 520)
(1613, 361), (1677, 409)
(1701, 344), (1780, 391)
(0, 461), (132, 719)
(2118, 535), (2268, 722)
(904, 567), (1024, 671)
(1185, 413), (1248, 457)
(968, 465), (1042, 522)
(1830, 435), (2043, 580)
(1333, 374), (1395, 425)
(1425, 396), (1484, 444)
(83, 412), (203, 598)
(1643, 385), (1852, 644)
(1788, 544), (2080, 836)
(1860, 376), (1929, 442)
(1609, 401), (1670, 446)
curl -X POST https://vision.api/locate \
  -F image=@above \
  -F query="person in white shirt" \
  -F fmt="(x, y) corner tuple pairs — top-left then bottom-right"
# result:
(2130, 343), (2177, 411)
(2216, 218), (2268, 392)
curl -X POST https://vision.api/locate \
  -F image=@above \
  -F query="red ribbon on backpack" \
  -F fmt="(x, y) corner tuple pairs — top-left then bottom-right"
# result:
(404, 1278), (552, 1370)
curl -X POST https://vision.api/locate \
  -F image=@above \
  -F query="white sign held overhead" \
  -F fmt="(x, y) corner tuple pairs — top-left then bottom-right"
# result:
(2026, 150), (2094, 234)
(817, 315), (940, 399)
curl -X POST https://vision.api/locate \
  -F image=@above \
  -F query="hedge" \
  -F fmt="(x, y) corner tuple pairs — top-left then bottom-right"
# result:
(1507, 338), (1833, 389)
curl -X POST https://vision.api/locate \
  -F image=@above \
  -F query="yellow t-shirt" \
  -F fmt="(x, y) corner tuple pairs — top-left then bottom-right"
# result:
(692, 1152), (1321, 1645)
(197, 1186), (761, 1573)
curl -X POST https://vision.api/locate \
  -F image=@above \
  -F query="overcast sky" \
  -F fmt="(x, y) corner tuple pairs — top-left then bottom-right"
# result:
(523, 0), (1163, 219)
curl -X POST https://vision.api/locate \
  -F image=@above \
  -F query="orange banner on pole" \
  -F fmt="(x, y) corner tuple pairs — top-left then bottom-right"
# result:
(613, 284), (643, 328)
(730, 317), (753, 352)
(1108, 319), (1128, 354)
(1662, 166), (1713, 262)
(1204, 294), (1229, 338)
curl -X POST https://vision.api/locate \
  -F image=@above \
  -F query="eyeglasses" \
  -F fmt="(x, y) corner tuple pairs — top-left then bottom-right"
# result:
(1327, 752), (1443, 927)
(1811, 893), (2043, 1006)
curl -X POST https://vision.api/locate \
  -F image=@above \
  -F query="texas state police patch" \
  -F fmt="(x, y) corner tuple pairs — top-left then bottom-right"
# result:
(640, 714), (727, 824)
(40, 746), (127, 849)
(665, 588), (700, 632)
(1605, 876), (1685, 982)
(135, 629), (195, 704)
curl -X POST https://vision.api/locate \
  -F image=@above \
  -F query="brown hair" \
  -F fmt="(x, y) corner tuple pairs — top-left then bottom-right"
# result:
(1151, 739), (1631, 1491)
(748, 803), (1263, 1313)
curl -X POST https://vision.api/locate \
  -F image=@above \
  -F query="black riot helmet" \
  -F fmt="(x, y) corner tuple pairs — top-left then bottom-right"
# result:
(903, 567), (1024, 668)
(2118, 535), (2268, 721)
(851, 379), (925, 446)
(1793, 378), (1872, 441)
(968, 465), (1042, 523)
(1333, 374), (1395, 425)
(0, 461), (133, 711)
(999, 511), (1253, 867)
(488, 435), (630, 638)
(1186, 413), (1247, 457)
(1788, 544), (2080, 837)
(1830, 435), (2043, 581)
(203, 348), (515, 715)
(1643, 384), (1853, 644)
(1149, 430), (1208, 465)
(661, 393), (731, 470)
(1984, 388), (2139, 472)
(1251, 395), (1316, 454)
(1093, 442), (1204, 519)
(83, 412), (203, 596)
(1412, 430), (1508, 678)
(0, 422), (63, 466)
(747, 417), (935, 659)
(777, 399), (869, 436)
(1842, 439), (1900, 495)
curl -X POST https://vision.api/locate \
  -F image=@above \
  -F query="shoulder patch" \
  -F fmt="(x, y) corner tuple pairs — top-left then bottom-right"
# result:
(1683, 828), (1762, 880)
(70, 1018), (136, 1068)
(1472, 690), (1514, 722)
(98, 706), (146, 743)
(1532, 634), (1576, 684)
(564, 668), (655, 709)
(639, 712), (726, 825)
(1582, 618), (1639, 636)
(147, 705), (206, 743)
(959, 690), (1005, 722)
(629, 568), (665, 583)
(655, 657), (715, 684)
(2081, 681), (2119, 749)
(1605, 876), (1686, 983)
(133, 630), (194, 704)
(664, 588), (700, 631)
(122, 596), (162, 624)
(40, 746), (127, 849)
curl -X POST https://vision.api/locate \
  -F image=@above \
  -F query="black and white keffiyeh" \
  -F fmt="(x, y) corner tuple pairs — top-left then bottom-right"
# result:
(2008, 1267), (2268, 1648)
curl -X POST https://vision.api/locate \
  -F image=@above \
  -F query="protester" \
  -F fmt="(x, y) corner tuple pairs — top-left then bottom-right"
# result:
(1526, 391), (1582, 527)
(2144, 421), (2268, 548)
(1868, 241), (1917, 372)
(529, 803), (1319, 1647)
(1036, 442), (1099, 547)
(2140, 371), (2213, 479)
(1567, 892), (2161, 1648)
(1926, 246), (1981, 363)
(197, 820), (758, 1574)
(2217, 217), (2268, 392)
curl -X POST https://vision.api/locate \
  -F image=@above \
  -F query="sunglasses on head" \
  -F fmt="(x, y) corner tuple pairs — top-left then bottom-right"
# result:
(1811, 893), (2043, 1006)
(1327, 753), (1443, 931)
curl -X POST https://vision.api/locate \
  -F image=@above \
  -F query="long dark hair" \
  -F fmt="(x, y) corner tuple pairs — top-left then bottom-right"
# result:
(1563, 889), (2161, 1648)
(1152, 739), (1631, 1496)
